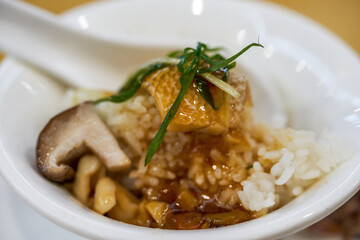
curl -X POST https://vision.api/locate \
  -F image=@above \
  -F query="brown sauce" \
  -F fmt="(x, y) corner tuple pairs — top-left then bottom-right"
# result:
(133, 132), (255, 229)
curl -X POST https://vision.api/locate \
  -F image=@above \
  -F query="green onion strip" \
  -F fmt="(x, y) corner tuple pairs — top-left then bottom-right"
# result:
(94, 41), (264, 166)
(199, 73), (241, 98)
(144, 43), (204, 166)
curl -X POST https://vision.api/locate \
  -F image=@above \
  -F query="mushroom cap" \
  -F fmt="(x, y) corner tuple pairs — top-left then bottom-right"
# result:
(37, 101), (131, 182)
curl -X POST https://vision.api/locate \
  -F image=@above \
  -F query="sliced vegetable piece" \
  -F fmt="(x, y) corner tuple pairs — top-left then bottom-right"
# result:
(204, 209), (250, 226)
(134, 200), (152, 227)
(164, 212), (204, 230)
(176, 189), (199, 211)
(145, 201), (169, 227)
(93, 177), (117, 214)
(73, 155), (101, 205)
(107, 183), (140, 222)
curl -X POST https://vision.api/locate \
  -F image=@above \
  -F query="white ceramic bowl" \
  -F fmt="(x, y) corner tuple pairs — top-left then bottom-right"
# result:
(0, 0), (360, 239)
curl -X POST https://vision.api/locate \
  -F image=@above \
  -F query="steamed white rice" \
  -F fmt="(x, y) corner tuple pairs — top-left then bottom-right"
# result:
(238, 127), (353, 211)
(66, 88), (354, 213)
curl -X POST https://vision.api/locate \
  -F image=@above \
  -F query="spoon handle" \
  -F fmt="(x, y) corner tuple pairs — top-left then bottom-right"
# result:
(0, 0), (97, 88)
(0, 0), (171, 90)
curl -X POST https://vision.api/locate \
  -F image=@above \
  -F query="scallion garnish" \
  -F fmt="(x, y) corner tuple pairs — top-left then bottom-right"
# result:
(144, 43), (205, 166)
(195, 77), (215, 109)
(199, 72), (241, 98)
(94, 62), (170, 104)
(198, 42), (263, 74)
(94, 41), (263, 166)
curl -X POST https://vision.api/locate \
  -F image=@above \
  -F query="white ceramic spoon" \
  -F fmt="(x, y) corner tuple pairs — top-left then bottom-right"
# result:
(0, 0), (175, 90)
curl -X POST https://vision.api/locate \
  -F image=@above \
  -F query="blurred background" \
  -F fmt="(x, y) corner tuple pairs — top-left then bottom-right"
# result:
(0, 0), (359, 239)
(0, 0), (359, 60)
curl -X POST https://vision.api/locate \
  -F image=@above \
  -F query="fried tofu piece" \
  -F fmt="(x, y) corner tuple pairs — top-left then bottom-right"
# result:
(142, 66), (250, 135)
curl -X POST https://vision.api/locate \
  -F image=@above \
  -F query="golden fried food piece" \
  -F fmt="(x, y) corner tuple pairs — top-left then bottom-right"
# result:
(142, 66), (250, 134)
